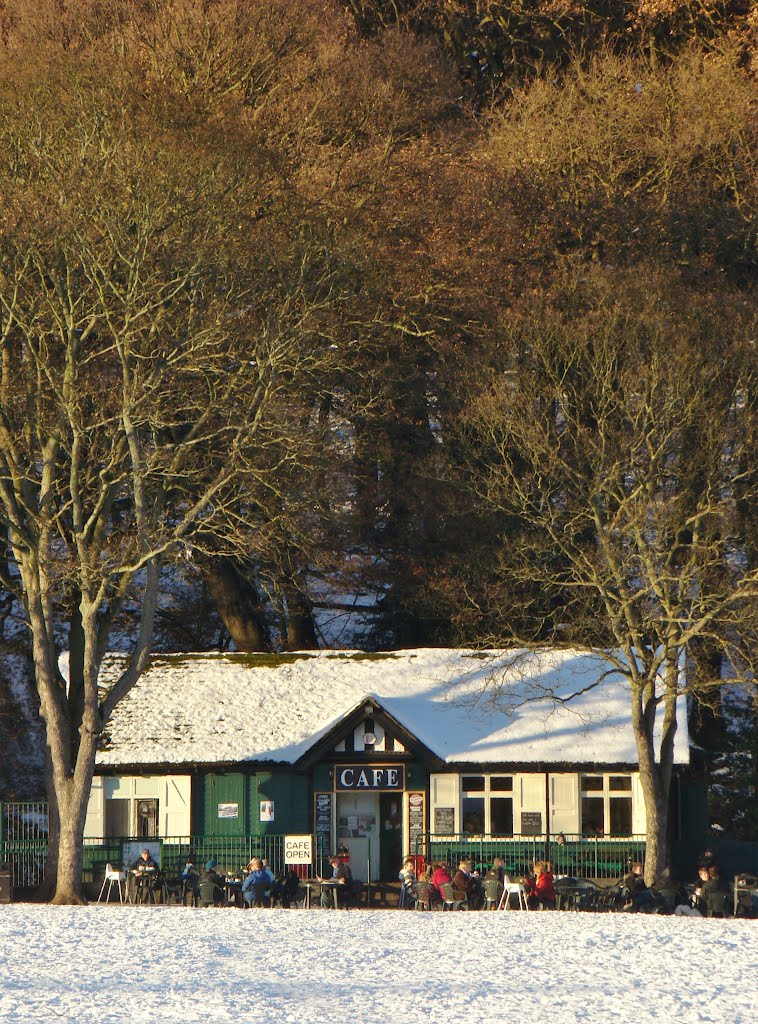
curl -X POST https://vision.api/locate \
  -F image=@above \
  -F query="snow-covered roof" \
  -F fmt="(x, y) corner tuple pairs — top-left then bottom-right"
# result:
(92, 648), (691, 768)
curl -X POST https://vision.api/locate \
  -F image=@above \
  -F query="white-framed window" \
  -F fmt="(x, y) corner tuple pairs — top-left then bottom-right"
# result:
(580, 774), (633, 836)
(461, 775), (514, 836)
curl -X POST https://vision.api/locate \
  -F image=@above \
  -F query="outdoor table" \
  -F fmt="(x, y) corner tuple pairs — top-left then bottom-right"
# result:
(130, 869), (159, 904)
(497, 882), (529, 911)
(303, 880), (340, 909)
(223, 879), (244, 907)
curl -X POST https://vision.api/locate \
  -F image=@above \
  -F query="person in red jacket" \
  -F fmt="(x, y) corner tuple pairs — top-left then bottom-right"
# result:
(430, 862), (452, 905)
(526, 860), (556, 910)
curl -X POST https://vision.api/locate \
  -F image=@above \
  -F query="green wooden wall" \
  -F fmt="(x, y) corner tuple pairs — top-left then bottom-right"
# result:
(195, 771), (309, 835)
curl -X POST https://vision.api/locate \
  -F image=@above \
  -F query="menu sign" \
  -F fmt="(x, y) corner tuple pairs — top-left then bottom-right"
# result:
(434, 806), (455, 834)
(408, 792), (425, 853)
(315, 792), (332, 849)
(520, 811), (542, 836)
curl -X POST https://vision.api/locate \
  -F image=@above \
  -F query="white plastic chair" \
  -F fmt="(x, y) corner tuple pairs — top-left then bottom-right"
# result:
(97, 863), (126, 904)
(498, 876), (529, 911)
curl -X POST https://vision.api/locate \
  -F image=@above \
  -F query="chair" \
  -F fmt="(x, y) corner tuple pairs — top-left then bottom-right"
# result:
(414, 880), (432, 911)
(398, 882), (416, 909)
(706, 891), (729, 918)
(439, 882), (467, 911)
(162, 878), (184, 905)
(482, 878), (503, 910)
(97, 863), (126, 904)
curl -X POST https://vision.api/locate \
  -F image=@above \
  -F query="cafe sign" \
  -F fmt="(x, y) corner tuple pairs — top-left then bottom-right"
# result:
(284, 835), (313, 864)
(335, 765), (404, 791)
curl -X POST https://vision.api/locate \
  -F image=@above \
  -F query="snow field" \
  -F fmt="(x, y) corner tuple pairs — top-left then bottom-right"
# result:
(1, 905), (755, 1024)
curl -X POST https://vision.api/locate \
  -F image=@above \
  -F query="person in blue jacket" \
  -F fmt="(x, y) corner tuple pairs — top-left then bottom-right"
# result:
(242, 858), (271, 907)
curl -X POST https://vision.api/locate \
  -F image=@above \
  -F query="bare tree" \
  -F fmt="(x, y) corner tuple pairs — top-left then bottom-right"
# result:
(457, 269), (758, 882)
(0, 62), (350, 902)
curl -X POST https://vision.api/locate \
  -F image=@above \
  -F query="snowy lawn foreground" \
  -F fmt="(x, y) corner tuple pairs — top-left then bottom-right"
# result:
(1, 906), (755, 1024)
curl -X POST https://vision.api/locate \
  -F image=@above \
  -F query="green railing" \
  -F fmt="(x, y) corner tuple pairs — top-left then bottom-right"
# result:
(1, 802), (49, 888)
(1, 803), (330, 891)
(412, 833), (647, 881)
(80, 834), (329, 883)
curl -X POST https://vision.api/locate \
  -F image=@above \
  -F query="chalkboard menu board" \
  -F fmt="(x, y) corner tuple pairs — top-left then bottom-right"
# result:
(520, 811), (542, 836)
(408, 793), (425, 853)
(315, 793), (332, 851)
(434, 806), (455, 834)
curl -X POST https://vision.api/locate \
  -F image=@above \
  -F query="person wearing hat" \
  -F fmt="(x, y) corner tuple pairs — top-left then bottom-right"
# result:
(199, 860), (225, 907)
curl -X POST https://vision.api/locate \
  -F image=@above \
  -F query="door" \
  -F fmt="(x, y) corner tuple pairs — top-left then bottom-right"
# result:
(379, 793), (403, 882)
(336, 793), (379, 881)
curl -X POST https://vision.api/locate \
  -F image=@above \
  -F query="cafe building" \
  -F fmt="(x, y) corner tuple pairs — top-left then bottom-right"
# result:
(83, 649), (703, 880)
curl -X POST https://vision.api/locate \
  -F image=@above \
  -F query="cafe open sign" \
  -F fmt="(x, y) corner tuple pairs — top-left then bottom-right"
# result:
(284, 835), (313, 865)
(335, 766), (404, 791)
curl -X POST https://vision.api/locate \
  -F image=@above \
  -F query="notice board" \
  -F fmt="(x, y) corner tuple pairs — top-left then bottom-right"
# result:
(433, 806), (455, 834)
(520, 811), (542, 836)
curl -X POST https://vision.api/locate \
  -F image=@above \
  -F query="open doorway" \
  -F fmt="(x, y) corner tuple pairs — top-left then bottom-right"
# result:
(379, 793), (402, 881)
(336, 792), (379, 881)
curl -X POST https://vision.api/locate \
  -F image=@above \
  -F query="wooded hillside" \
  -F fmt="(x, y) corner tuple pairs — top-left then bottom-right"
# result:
(0, 1), (755, 849)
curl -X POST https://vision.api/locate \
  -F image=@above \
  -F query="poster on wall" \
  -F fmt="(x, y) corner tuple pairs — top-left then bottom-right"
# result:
(217, 803), (239, 819)
(122, 839), (161, 869)
(259, 800), (275, 822)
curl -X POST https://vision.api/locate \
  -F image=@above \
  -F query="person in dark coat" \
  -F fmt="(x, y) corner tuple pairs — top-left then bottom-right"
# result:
(453, 859), (482, 908)
(700, 866), (729, 916)
(317, 855), (353, 908)
(623, 861), (656, 911)
(199, 860), (225, 907)
(131, 848), (160, 904)
(485, 857), (506, 884)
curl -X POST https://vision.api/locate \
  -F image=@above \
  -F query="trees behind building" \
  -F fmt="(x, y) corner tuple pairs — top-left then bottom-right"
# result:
(0, 0), (755, 894)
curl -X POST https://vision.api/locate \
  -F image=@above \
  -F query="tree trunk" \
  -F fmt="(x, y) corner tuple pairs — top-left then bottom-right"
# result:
(283, 577), (318, 650)
(639, 767), (669, 887)
(631, 673), (677, 887)
(203, 557), (272, 651)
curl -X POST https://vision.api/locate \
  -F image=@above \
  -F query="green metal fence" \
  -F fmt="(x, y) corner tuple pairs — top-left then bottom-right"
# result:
(412, 833), (647, 881)
(1, 801), (331, 891)
(1, 802), (49, 888)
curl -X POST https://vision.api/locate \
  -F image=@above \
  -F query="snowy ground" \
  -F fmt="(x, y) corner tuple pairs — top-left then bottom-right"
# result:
(1, 905), (755, 1024)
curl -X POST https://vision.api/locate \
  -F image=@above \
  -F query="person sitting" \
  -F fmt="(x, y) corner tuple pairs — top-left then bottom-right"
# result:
(317, 854), (353, 908)
(485, 857), (506, 884)
(429, 862), (452, 907)
(622, 861), (656, 912)
(398, 858), (416, 906)
(180, 858), (200, 906)
(700, 865), (729, 917)
(261, 859), (275, 887)
(132, 848), (160, 904)
(526, 860), (556, 910)
(199, 860), (225, 907)
(453, 858), (482, 909)
(673, 866), (710, 917)
(242, 858), (270, 908)
(413, 866), (434, 910)
(274, 868), (302, 909)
